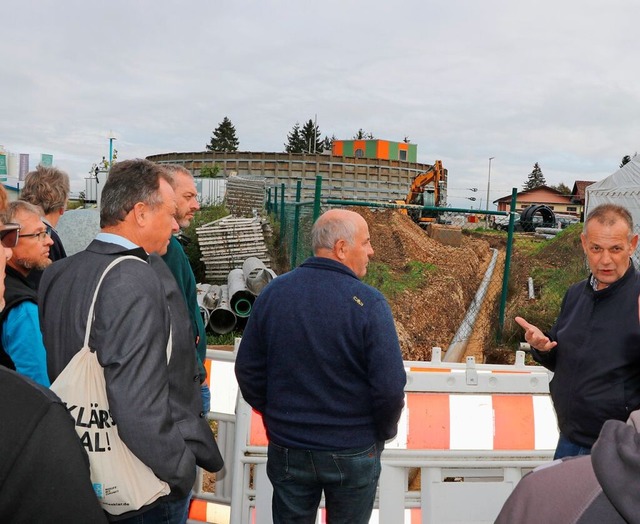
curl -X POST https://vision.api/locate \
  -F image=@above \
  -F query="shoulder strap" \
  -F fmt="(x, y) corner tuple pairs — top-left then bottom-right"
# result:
(83, 255), (173, 363)
(83, 256), (144, 346)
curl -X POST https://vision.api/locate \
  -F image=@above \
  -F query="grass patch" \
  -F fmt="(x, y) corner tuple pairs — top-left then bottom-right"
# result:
(364, 260), (436, 299)
(207, 331), (241, 346)
(499, 225), (587, 348)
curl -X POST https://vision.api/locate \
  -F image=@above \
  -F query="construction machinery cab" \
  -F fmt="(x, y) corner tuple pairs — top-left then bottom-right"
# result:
(396, 160), (445, 226)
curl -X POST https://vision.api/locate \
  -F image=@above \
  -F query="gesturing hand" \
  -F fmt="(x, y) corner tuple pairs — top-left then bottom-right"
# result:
(514, 316), (557, 353)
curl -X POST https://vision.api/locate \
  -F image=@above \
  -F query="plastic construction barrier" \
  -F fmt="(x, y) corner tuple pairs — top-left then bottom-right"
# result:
(189, 346), (558, 524)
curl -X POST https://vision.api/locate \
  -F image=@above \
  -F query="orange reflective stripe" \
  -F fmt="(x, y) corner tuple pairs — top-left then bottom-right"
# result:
(492, 395), (535, 450)
(409, 367), (452, 373)
(249, 409), (269, 446)
(407, 393), (450, 449)
(188, 499), (207, 521)
(203, 358), (212, 386)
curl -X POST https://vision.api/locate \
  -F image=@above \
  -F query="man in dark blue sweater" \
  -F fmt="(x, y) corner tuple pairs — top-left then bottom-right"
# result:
(516, 204), (640, 459)
(235, 208), (406, 524)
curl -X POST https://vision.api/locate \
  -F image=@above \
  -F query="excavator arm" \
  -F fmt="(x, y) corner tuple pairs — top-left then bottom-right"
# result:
(404, 160), (444, 206)
(396, 160), (444, 224)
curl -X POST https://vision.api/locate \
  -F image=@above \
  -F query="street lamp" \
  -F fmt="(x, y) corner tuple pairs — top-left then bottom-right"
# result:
(485, 157), (494, 227)
(486, 157), (494, 212)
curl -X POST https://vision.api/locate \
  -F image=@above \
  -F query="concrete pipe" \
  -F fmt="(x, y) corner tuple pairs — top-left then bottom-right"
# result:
(196, 283), (213, 329)
(243, 257), (276, 296)
(228, 268), (255, 318)
(202, 284), (222, 310)
(208, 284), (237, 335)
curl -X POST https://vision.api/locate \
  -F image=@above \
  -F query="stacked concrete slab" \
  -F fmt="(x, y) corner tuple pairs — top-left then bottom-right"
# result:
(196, 216), (273, 284)
(224, 175), (266, 217)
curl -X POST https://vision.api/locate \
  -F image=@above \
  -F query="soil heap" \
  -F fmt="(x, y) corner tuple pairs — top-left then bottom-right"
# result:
(355, 208), (494, 362)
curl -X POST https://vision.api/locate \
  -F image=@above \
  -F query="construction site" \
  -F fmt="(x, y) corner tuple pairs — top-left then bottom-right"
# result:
(139, 145), (594, 523)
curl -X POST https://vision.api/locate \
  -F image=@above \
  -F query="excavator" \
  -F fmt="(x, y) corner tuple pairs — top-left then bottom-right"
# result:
(395, 160), (445, 226)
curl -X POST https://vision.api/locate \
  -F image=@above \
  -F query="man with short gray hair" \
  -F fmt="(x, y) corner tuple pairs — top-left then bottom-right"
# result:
(0, 201), (54, 386)
(516, 203), (640, 459)
(236, 208), (406, 523)
(39, 159), (223, 522)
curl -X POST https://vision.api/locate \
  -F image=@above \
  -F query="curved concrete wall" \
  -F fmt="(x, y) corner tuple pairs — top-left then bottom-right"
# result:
(146, 151), (447, 204)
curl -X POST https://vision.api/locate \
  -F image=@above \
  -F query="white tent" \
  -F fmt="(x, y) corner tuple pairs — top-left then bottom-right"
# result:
(585, 155), (640, 235)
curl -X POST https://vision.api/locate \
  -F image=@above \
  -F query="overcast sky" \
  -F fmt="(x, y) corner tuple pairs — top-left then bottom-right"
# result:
(2, 0), (639, 209)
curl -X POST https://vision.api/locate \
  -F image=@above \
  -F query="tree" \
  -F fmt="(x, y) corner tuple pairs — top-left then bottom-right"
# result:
(284, 122), (306, 153)
(206, 117), (239, 152)
(300, 119), (325, 153)
(353, 129), (375, 140)
(323, 135), (336, 152)
(552, 182), (572, 195)
(199, 164), (221, 178)
(523, 162), (547, 191)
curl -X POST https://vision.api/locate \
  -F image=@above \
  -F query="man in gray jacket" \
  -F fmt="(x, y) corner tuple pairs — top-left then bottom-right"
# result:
(39, 159), (223, 523)
(496, 410), (640, 523)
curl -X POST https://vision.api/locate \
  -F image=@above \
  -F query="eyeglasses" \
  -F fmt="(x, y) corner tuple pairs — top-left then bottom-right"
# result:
(20, 230), (50, 242)
(0, 223), (21, 248)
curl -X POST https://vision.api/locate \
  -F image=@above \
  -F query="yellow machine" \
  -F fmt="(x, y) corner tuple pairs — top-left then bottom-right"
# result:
(395, 160), (445, 225)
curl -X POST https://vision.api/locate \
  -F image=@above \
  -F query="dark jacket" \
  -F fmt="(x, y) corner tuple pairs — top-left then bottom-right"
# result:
(236, 256), (406, 450)
(0, 367), (108, 523)
(0, 266), (38, 371)
(532, 262), (640, 446)
(161, 235), (207, 383)
(39, 240), (222, 514)
(496, 410), (640, 524)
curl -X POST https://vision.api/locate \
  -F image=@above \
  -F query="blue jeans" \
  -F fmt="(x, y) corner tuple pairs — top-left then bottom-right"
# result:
(115, 494), (190, 524)
(201, 383), (211, 413)
(267, 441), (383, 524)
(553, 432), (592, 460)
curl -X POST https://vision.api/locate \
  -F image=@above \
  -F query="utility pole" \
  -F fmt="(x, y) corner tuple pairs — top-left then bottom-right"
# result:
(486, 157), (494, 227)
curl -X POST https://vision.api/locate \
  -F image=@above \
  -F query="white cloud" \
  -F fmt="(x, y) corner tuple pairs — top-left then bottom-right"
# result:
(1, 0), (639, 209)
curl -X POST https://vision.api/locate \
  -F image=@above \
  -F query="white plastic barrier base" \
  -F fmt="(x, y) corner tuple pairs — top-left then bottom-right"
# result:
(210, 347), (558, 524)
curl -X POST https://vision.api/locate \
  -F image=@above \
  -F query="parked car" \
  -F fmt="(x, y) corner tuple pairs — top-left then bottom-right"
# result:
(555, 214), (580, 229)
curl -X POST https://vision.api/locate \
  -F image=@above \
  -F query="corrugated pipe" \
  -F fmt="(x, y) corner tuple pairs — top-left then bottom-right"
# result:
(443, 248), (499, 363)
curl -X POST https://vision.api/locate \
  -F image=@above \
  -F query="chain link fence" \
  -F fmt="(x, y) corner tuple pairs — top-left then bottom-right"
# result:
(265, 179), (590, 363)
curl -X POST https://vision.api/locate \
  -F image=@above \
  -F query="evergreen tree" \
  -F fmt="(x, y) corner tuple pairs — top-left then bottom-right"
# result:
(353, 129), (375, 140)
(523, 162), (546, 190)
(552, 182), (571, 195)
(206, 117), (239, 152)
(284, 122), (306, 153)
(323, 135), (336, 152)
(301, 119), (324, 153)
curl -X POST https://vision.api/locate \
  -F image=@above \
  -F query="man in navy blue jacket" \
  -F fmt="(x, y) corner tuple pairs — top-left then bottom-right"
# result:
(235, 208), (406, 524)
(516, 204), (640, 459)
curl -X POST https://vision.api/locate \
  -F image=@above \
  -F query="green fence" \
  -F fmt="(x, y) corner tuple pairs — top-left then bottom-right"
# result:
(265, 181), (582, 361)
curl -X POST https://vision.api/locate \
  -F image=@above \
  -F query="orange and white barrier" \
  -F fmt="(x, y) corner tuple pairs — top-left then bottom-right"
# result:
(216, 347), (558, 524)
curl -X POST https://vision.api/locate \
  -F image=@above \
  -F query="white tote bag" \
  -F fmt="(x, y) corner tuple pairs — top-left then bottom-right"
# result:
(50, 256), (171, 515)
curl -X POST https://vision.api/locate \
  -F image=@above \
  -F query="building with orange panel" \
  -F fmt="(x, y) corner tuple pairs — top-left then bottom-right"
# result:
(332, 139), (417, 162)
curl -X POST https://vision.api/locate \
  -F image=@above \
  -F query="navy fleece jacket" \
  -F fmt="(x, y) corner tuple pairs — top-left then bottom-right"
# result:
(235, 256), (406, 450)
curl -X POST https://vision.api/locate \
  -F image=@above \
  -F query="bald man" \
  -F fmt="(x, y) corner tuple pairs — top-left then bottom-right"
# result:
(235, 209), (406, 524)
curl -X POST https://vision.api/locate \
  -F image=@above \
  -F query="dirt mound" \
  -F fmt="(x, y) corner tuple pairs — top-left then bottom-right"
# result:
(355, 208), (494, 361)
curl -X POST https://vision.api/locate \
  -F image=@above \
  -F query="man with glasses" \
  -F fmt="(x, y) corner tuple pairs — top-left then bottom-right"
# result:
(20, 165), (70, 288)
(0, 201), (53, 386)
